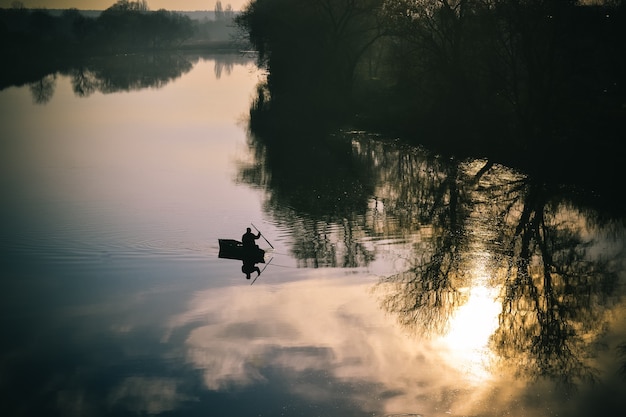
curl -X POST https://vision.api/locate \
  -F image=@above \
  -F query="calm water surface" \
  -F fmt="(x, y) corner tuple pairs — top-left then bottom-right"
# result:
(1, 53), (625, 417)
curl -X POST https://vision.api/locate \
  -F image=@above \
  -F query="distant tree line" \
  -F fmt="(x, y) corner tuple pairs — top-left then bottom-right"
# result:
(0, 0), (241, 59)
(214, 0), (235, 20)
(236, 0), (625, 182)
(192, 1), (238, 45)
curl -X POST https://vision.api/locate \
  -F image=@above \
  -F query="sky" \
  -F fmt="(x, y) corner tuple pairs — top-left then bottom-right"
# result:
(0, 0), (250, 11)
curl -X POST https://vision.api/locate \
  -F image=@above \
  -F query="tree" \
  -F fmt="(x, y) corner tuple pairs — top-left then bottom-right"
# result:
(215, 1), (224, 20)
(215, 2), (234, 21)
(237, 0), (387, 114)
(108, 0), (149, 12)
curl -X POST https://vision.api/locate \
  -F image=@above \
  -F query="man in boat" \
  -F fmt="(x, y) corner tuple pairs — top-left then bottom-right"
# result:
(242, 227), (261, 249)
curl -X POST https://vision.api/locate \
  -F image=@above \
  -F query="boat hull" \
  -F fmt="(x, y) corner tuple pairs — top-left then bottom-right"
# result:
(218, 239), (265, 263)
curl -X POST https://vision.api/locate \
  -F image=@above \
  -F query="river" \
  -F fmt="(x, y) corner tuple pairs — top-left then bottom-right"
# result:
(1, 52), (625, 417)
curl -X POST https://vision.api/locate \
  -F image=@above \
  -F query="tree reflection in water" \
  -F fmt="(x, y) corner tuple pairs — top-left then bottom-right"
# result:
(239, 129), (625, 391)
(21, 52), (251, 102)
(492, 178), (620, 388)
(367, 139), (624, 390)
(237, 129), (378, 268)
(29, 74), (56, 104)
(373, 144), (622, 388)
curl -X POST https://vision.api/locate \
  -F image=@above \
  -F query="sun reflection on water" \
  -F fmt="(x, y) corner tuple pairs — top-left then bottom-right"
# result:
(439, 264), (500, 384)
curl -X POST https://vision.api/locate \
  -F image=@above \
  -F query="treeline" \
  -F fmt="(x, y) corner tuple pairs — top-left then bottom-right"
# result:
(1, 1), (191, 55)
(0, 0), (240, 58)
(236, 0), (626, 183)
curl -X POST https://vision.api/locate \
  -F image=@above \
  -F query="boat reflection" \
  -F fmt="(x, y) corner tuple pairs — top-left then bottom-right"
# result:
(218, 238), (266, 280)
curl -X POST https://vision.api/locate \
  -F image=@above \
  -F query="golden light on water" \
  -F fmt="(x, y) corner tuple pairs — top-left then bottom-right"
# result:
(439, 261), (500, 384)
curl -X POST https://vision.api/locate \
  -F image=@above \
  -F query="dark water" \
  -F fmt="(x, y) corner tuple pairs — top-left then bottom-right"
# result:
(1, 53), (625, 417)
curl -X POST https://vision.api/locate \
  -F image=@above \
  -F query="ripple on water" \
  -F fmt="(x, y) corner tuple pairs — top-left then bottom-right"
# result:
(0, 221), (218, 272)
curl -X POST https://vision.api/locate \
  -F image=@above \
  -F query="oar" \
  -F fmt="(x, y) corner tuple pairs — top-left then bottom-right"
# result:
(250, 257), (273, 285)
(251, 223), (274, 249)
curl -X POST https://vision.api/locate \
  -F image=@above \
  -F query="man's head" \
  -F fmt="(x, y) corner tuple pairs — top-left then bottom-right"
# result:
(246, 228), (251, 232)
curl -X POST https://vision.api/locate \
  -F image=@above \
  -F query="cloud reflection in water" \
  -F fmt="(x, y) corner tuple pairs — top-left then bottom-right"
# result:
(108, 376), (192, 415)
(167, 273), (508, 416)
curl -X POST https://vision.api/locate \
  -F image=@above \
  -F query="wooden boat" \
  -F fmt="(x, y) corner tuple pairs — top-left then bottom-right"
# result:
(218, 239), (265, 263)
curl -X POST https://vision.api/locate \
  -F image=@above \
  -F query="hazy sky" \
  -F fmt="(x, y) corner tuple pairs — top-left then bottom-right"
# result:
(0, 0), (250, 11)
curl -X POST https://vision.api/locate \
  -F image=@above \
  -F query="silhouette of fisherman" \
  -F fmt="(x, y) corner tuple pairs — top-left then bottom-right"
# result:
(241, 227), (261, 249)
